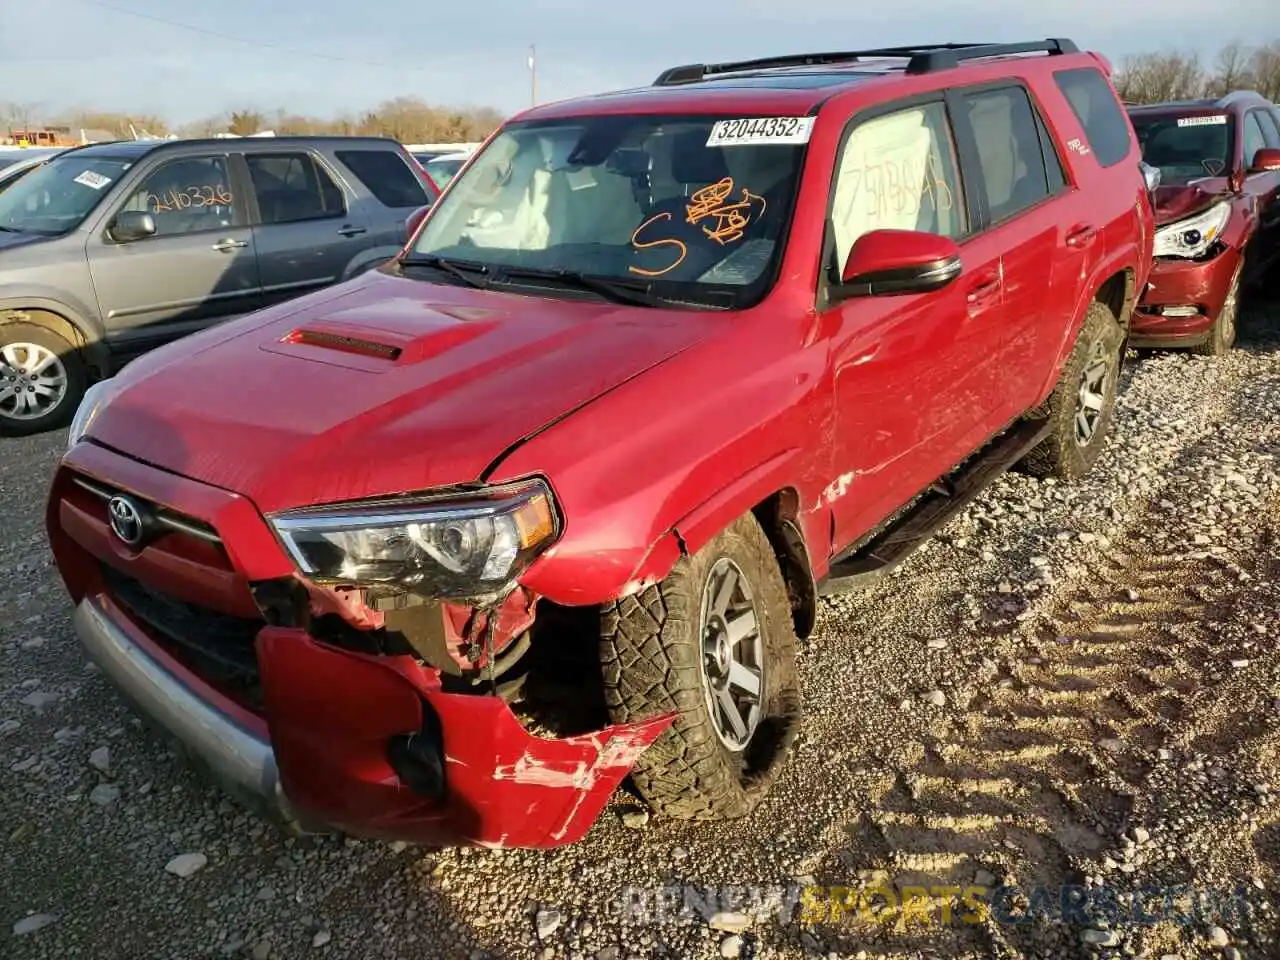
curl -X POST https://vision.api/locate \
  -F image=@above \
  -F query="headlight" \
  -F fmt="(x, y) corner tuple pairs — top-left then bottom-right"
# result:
(268, 479), (560, 600)
(67, 378), (115, 450)
(1153, 201), (1230, 259)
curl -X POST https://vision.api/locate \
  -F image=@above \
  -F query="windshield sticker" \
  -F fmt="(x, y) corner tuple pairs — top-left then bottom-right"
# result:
(628, 213), (688, 278)
(73, 170), (112, 190)
(1177, 115), (1228, 127)
(706, 117), (815, 147)
(685, 177), (766, 245)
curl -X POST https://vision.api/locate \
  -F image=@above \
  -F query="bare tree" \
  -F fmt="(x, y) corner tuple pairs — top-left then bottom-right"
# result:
(1, 100), (43, 137)
(1206, 42), (1253, 96)
(1114, 52), (1206, 104)
(227, 109), (266, 136)
(1251, 42), (1280, 101)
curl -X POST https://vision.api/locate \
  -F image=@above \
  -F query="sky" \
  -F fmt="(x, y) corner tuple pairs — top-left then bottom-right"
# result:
(2, 0), (1276, 125)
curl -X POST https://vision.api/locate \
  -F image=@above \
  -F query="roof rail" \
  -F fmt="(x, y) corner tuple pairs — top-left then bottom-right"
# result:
(653, 39), (1079, 86)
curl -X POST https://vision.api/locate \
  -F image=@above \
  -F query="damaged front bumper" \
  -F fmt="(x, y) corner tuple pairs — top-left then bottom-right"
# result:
(73, 590), (671, 847)
(53, 431), (674, 849)
(1130, 248), (1241, 348)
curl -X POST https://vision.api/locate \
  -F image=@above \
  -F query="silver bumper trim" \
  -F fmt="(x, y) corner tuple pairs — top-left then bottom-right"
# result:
(73, 596), (293, 823)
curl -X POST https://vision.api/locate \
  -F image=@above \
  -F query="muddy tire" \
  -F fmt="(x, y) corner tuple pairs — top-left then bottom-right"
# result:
(1019, 300), (1123, 482)
(0, 321), (87, 437)
(600, 512), (801, 820)
(1191, 262), (1242, 357)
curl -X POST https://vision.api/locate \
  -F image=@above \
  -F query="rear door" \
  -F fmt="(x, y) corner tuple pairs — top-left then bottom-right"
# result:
(1243, 108), (1280, 281)
(87, 151), (261, 352)
(950, 81), (1092, 422)
(331, 146), (435, 248)
(241, 149), (373, 309)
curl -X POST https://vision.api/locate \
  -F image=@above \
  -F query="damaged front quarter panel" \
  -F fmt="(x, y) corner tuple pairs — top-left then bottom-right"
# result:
(256, 627), (674, 848)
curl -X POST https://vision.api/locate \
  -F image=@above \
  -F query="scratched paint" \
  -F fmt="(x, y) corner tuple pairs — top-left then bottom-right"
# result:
(822, 472), (855, 506)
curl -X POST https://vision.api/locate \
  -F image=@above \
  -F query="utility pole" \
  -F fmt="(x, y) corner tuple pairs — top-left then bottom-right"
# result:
(528, 44), (537, 107)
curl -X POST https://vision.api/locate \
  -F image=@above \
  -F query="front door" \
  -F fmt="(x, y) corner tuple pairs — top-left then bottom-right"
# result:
(1242, 108), (1280, 284)
(826, 97), (1008, 548)
(87, 152), (261, 353)
(242, 151), (372, 309)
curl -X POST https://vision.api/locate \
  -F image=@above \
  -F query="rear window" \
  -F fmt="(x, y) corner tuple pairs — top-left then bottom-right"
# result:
(335, 149), (429, 208)
(1053, 67), (1134, 168)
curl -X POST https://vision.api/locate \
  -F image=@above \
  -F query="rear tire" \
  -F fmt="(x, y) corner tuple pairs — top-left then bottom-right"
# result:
(1191, 262), (1242, 357)
(600, 513), (801, 821)
(1019, 300), (1123, 482)
(0, 321), (86, 437)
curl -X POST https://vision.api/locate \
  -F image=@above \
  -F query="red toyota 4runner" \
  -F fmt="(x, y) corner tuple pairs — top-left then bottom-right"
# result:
(1128, 92), (1280, 355)
(47, 40), (1153, 848)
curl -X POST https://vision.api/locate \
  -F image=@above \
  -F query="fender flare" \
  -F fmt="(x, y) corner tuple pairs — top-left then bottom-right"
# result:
(621, 446), (826, 599)
(0, 296), (110, 377)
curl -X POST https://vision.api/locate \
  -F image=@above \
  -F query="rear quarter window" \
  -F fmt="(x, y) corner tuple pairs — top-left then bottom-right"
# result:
(1052, 67), (1134, 168)
(335, 149), (430, 208)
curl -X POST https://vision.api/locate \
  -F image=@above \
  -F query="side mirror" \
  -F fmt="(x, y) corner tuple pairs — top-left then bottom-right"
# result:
(404, 203), (432, 242)
(110, 210), (156, 242)
(1249, 147), (1280, 174)
(1139, 160), (1161, 194)
(833, 229), (962, 301)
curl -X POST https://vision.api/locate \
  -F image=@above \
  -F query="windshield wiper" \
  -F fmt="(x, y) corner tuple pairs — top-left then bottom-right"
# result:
(494, 266), (663, 307)
(397, 254), (493, 290)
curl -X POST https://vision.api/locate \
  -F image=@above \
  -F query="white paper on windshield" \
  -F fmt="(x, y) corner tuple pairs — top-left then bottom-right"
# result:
(706, 117), (815, 147)
(73, 170), (112, 189)
(1177, 115), (1228, 127)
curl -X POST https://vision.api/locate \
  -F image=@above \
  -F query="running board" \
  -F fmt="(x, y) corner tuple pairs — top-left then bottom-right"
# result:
(817, 419), (1052, 596)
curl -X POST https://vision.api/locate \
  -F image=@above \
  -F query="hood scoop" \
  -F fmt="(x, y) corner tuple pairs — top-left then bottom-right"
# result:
(287, 327), (403, 360)
(261, 316), (491, 373)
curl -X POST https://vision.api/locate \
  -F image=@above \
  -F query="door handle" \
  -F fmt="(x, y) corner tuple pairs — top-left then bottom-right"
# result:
(966, 276), (1001, 305)
(1066, 223), (1098, 248)
(211, 238), (248, 252)
(337, 225), (368, 237)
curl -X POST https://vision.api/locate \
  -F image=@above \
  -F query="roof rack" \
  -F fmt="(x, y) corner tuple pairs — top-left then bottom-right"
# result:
(653, 39), (1079, 86)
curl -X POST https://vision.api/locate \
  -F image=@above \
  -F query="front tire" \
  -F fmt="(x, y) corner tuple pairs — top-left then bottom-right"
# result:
(0, 322), (86, 437)
(1191, 262), (1242, 357)
(600, 513), (801, 821)
(1019, 300), (1123, 481)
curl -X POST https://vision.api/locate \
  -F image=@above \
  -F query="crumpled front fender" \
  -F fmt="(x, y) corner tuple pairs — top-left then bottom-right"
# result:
(257, 628), (673, 848)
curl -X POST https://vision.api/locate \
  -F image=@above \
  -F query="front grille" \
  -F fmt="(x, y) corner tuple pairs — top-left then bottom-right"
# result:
(102, 565), (266, 710)
(72, 474), (222, 544)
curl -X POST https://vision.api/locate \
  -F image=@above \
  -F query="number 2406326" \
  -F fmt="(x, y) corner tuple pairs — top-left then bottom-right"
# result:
(147, 185), (233, 213)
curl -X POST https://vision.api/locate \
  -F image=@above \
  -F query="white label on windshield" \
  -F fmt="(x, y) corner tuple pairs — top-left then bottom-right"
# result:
(1177, 115), (1228, 127)
(706, 116), (815, 147)
(73, 170), (112, 189)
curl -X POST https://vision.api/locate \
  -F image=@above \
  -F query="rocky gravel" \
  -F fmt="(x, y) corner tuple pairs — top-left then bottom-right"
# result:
(4, 297), (1280, 959)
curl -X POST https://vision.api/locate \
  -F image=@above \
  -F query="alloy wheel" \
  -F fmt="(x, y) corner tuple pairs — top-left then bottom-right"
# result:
(0, 342), (68, 422)
(1073, 339), (1110, 448)
(698, 557), (766, 751)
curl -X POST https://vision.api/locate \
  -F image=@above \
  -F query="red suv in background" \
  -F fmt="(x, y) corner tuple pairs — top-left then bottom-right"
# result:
(47, 39), (1152, 848)
(1129, 92), (1280, 355)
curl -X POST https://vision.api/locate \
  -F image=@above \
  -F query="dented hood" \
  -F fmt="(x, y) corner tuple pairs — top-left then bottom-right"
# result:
(1151, 180), (1232, 227)
(88, 270), (719, 512)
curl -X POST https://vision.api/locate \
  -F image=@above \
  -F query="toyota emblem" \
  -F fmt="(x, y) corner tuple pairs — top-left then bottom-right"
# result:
(107, 495), (145, 546)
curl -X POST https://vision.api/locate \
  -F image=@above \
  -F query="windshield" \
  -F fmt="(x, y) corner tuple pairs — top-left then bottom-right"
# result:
(1131, 113), (1234, 184)
(411, 114), (809, 307)
(0, 155), (132, 235)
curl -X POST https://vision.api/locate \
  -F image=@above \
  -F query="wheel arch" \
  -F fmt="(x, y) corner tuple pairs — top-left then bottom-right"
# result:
(619, 457), (824, 641)
(1034, 263), (1136, 403)
(0, 300), (110, 379)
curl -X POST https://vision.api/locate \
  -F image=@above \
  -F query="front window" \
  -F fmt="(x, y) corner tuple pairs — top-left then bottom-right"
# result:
(0, 155), (132, 236)
(409, 114), (809, 308)
(1131, 113), (1234, 185)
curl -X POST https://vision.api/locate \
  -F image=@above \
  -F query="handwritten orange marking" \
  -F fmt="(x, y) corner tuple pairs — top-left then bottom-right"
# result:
(146, 184), (233, 215)
(684, 176), (766, 245)
(628, 212), (688, 278)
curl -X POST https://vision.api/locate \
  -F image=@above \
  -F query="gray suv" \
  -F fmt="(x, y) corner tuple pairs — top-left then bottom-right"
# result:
(0, 136), (437, 435)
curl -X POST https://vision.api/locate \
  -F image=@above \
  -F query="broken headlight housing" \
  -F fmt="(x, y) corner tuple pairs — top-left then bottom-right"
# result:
(268, 479), (559, 600)
(1153, 201), (1230, 259)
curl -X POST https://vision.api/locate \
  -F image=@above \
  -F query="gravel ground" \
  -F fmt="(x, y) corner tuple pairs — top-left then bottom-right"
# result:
(5, 295), (1280, 960)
